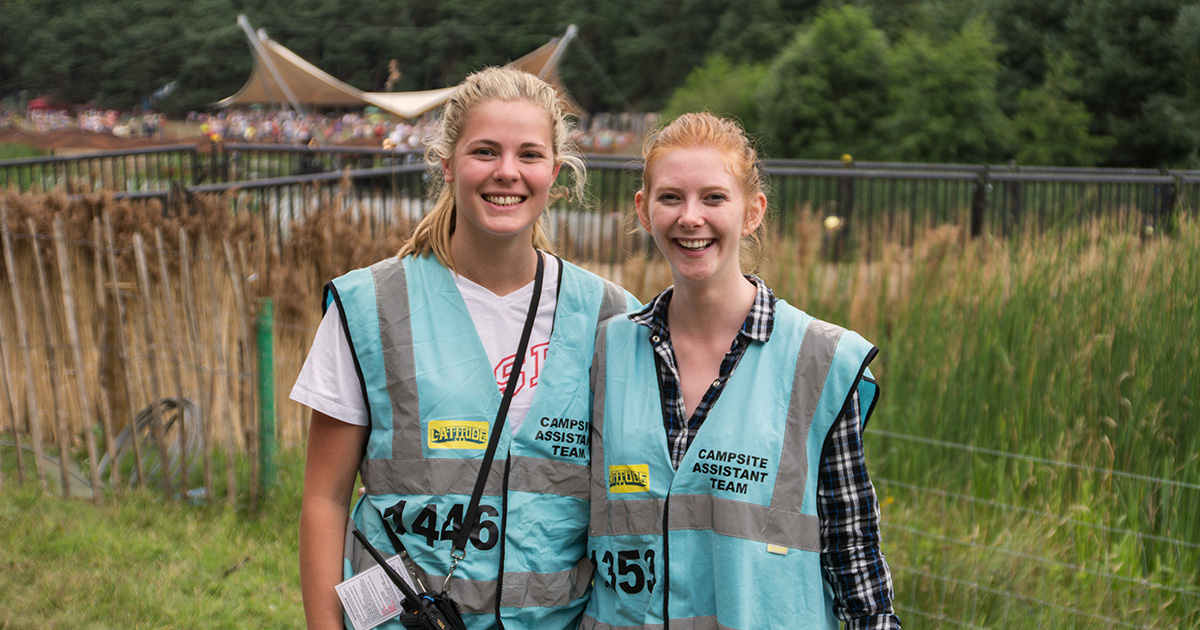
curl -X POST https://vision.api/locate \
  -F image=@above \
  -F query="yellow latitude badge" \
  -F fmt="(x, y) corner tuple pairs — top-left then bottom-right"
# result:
(428, 420), (490, 449)
(608, 464), (650, 493)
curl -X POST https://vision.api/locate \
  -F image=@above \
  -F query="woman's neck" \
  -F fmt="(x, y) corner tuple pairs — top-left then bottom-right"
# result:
(667, 273), (757, 340)
(449, 233), (540, 296)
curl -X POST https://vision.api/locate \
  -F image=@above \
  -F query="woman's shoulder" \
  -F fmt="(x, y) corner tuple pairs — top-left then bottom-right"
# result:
(554, 256), (638, 310)
(773, 300), (873, 349)
(555, 256), (607, 284)
(329, 254), (408, 281)
(324, 255), (413, 307)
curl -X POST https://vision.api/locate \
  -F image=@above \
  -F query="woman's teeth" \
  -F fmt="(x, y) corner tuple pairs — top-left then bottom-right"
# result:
(484, 195), (523, 206)
(677, 239), (713, 250)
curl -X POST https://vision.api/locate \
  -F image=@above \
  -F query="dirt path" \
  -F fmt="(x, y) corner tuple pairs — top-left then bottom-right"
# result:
(0, 126), (213, 154)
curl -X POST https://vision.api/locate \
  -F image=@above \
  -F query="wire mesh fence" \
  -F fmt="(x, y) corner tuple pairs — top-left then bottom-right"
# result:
(873, 428), (1200, 627)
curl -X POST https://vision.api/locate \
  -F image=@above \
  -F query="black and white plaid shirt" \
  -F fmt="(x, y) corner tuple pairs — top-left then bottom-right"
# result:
(629, 276), (901, 629)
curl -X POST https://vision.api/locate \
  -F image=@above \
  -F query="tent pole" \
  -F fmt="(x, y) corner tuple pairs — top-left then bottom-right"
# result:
(237, 15), (307, 117)
(539, 24), (578, 80)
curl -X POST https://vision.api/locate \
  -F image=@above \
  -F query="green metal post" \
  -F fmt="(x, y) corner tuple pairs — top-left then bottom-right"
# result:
(257, 297), (276, 494)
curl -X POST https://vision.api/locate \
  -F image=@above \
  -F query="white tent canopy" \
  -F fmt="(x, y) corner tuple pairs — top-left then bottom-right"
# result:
(218, 16), (578, 119)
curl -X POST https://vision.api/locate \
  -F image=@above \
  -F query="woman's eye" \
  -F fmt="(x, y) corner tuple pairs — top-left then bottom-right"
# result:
(473, 147), (496, 157)
(705, 193), (728, 203)
(521, 151), (544, 160)
(656, 193), (680, 203)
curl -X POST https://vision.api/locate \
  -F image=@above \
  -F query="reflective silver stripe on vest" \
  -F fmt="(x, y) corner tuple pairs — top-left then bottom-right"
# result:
(430, 560), (592, 612)
(590, 322), (611, 530)
(589, 317), (843, 551)
(362, 455), (588, 499)
(590, 277), (626, 407)
(772, 319), (843, 512)
(589, 493), (820, 551)
(598, 278), (628, 323)
(347, 532), (592, 613)
(371, 257), (423, 462)
(579, 614), (734, 630)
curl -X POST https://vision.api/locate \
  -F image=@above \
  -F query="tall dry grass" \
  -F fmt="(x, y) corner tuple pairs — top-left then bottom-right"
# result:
(750, 210), (1199, 626)
(0, 186), (410, 499)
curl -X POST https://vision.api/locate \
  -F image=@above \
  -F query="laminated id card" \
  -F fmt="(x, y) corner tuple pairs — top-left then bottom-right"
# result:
(334, 554), (419, 630)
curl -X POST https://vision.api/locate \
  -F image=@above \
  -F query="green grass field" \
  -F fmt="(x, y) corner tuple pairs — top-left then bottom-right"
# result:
(0, 143), (46, 160)
(0, 450), (307, 629)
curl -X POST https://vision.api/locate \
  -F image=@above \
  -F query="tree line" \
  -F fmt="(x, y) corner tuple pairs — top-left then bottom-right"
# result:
(1, 0), (1197, 167)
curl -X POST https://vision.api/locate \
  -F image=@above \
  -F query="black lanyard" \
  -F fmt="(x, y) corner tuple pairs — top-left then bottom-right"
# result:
(444, 251), (545, 588)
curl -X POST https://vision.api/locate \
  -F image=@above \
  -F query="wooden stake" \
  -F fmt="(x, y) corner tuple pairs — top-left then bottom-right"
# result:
(179, 228), (213, 499)
(202, 235), (237, 505)
(102, 213), (145, 489)
(27, 218), (72, 499)
(155, 229), (190, 495)
(224, 240), (254, 507)
(0, 308), (21, 485)
(2, 206), (45, 487)
(53, 216), (103, 505)
(236, 240), (259, 510)
(91, 218), (120, 490)
(133, 232), (174, 498)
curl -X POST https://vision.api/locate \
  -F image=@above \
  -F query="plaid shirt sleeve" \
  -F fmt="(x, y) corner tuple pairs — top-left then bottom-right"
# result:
(818, 390), (901, 629)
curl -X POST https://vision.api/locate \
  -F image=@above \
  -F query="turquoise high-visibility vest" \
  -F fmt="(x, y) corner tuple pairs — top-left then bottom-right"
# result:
(582, 300), (879, 630)
(329, 254), (635, 630)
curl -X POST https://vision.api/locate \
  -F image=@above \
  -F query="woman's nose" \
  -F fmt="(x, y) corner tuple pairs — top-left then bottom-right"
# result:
(677, 200), (704, 227)
(493, 154), (519, 181)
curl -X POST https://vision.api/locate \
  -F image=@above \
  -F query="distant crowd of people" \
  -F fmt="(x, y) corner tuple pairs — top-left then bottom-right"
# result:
(185, 109), (434, 147)
(186, 108), (653, 154)
(1, 106), (166, 138)
(1, 102), (654, 154)
(572, 111), (656, 154)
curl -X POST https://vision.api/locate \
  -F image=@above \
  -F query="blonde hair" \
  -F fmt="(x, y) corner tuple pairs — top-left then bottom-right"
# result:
(398, 66), (586, 270)
(639, 112), (770, 271)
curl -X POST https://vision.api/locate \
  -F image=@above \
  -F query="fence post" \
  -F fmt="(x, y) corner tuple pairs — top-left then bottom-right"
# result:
(215, 140), (229, 183)
(1157, 173), (1178, 236)
(190, 148), (201, 186)
(256, 297), (276, 498)
(971, 167), (990, 239)
(835, 154), (855, 260)
(1004, 160), (1022, 238)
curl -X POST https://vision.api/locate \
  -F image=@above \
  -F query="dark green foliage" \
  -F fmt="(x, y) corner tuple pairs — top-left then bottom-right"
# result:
(0, 0), (809, 115)
(990, 0), (1200, 167)
(757, 6), (892, 160)
(880, 19), (1012, 163)
(2, 0), (1200, 166)
(661, 55), (768, 130)
(1011, 53), (1116, 166)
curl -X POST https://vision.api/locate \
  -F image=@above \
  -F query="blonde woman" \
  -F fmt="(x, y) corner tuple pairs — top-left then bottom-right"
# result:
(293, 67), (636, 630)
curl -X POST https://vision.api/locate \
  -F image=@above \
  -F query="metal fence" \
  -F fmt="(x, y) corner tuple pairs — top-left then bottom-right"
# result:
(0, 144), (204, 192)
(4, 144), (1199, 258)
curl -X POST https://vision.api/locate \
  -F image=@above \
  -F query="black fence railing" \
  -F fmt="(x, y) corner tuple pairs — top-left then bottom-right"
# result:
(216, 142), (424, 181)
(0, 142), (425, 193)
(0, 143), (204, 192)
(4, 143), (1199, 259)
(761, 158), (1196, 255)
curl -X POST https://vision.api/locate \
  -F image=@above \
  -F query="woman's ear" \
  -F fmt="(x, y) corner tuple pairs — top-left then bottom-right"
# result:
(442, 158), (453, 183)
(635, 190), (652, 232)
(743, 192), (767, 236)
